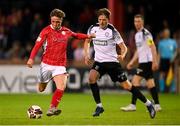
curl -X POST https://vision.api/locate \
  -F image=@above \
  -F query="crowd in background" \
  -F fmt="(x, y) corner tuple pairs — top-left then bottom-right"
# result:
(0, 0), (179, 62)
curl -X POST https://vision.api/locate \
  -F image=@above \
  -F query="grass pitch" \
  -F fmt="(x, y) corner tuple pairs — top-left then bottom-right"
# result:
(0, 93), (180, 125)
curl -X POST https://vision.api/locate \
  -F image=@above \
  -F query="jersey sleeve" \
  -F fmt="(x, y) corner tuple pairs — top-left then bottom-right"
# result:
(87, 25), (94, 34)
(146, 34), (154, 46)
(143, 30), (154, 46)
(71, 32), (89, 39)
(113, 28), (124, 44)
(29, 29), (47, 59)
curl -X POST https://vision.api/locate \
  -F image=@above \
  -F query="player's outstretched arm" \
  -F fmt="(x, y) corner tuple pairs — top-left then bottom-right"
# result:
(148, 39), (158, 71)
(84, 38), (92, 65)
(72, 33), (96, 39)
(27, 59), (34, 68)
(127, 50), (138, 70)
(117, 42), (127, 61)
(26, 40), (44, 68)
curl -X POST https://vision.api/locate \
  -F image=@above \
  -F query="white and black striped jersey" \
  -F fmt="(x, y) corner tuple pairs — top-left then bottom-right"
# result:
(135, 28), (153, 63)
(87, 23), (124, 62)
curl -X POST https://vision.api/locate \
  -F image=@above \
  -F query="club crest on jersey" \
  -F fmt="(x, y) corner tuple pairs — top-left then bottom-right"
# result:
(105, 32), (109, 37)
(62, 31), (66, 35)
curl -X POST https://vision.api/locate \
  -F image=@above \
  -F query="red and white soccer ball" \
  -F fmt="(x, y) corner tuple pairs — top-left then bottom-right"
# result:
(27, 105), (43, 119)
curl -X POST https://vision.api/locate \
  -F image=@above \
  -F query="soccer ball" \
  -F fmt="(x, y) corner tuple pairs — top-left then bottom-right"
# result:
(27, 105), (43, 119)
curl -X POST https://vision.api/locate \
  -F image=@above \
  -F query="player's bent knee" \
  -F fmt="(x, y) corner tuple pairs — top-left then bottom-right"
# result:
(133, 83), (140, 87)
(123, 84), (131, 90)
(38, 83), (47, 92)
(121, 80), (132, 90)
(89, 77), (97, 84)
(39, 87), (45, 92)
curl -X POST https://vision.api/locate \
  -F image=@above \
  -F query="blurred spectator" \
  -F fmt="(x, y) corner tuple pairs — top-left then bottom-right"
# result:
(5, 40), (25, 63)
(0, 25), (8, 50)
(30, 13), (44, 42)
(7, 9), (24, 48)
(73, 41), (83, 61)
(158, 28), (178, 93)
(173, 30), (180, 64)
(0, 47), (5, 59)
(22, 42), (33, 60)
(21, 7), (32, 46)
(77, 5), (95, 32)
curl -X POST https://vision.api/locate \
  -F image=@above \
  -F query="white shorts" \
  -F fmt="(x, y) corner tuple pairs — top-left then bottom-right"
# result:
(38, 62), (67, 83)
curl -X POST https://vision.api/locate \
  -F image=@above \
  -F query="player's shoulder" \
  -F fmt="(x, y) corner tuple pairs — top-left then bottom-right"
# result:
(61, 26), (71, 32)
(88, 23), (115, 30)
(142, 28), (152, 36)
(88, 23), (99, 30)
(107, 23), (115, 31)
(40, 25), (51, 34)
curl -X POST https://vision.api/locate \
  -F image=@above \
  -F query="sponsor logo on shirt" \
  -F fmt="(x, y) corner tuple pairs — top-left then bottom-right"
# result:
(94, 40), (107, 46)
(62, 31), (66, 35)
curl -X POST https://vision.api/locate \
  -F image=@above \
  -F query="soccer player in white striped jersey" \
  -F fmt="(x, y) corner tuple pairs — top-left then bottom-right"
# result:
(84, 8), (156, 118)
(120, 14), (162, 112)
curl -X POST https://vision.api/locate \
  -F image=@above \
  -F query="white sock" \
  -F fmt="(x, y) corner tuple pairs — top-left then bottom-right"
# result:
(97, 103), (103, 107)
(145, 99), (151, 106)
(130, 104), (136, 107)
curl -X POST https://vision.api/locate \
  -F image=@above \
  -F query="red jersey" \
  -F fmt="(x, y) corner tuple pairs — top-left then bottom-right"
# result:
(30, 25), (89, 66)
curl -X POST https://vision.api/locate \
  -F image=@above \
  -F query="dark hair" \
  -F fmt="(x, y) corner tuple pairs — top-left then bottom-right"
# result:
(97, 8), (111, 19)
(50, 9), (65, 18)
(134, 14), (144, 20)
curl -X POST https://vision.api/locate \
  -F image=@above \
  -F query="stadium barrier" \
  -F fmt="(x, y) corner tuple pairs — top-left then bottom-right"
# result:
(1, 64), (179, 93)
(0, 65), (149, 93)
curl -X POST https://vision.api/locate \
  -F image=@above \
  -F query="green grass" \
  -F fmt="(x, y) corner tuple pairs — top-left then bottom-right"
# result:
(0, 93), (180, 125)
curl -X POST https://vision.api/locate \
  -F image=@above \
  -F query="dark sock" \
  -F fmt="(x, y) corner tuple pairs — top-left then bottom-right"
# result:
(130, 86), (147, 103)
(131, 87), (140, 105)
(90, 83), (101, 104)
(150, 87), (160, 104)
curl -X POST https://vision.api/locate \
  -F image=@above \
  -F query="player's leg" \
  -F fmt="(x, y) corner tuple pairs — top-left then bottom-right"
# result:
(120, 75), (142, 111)
(46, 74), (67, 116)
(121, 80), (156, 118)
(146, 79), (162, 111)
(89, 69), (104, 116)
(159, 58), (170, 92)
(159, 72), (166, 92)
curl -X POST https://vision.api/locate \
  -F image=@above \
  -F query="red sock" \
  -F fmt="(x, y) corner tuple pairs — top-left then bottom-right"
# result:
(50, 89), (64, 108)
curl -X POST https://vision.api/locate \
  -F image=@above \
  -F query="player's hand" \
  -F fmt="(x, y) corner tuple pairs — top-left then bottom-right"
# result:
(117, 55), (125, 61)
(84, 55), (91, 65)
(127, 62), (133, 70)
(27, 59), (34, 68)
(88, 33), (96, 39)
(152, 61), (158, 71)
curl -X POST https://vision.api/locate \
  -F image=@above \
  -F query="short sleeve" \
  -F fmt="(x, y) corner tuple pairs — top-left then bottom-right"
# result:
(113, 29), (123, 44)
(87, 25), (94, 35)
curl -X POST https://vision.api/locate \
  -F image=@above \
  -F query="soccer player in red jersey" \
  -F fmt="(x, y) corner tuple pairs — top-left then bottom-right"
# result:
(27, 8), (95, 116)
